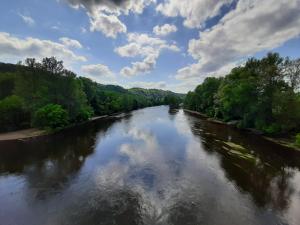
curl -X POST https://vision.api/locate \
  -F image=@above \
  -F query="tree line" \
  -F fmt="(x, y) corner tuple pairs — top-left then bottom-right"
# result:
(0, 57), (182, 132)
(184, 53), (300, 145)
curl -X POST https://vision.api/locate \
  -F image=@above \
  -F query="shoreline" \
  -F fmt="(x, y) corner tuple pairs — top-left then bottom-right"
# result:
(0, 106), (163, 142)
(0, 115), (111, 142)
(183, 109), (300, 152)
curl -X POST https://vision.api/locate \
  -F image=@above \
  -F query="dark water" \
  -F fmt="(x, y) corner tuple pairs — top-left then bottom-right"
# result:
(1, 106), (300, 225)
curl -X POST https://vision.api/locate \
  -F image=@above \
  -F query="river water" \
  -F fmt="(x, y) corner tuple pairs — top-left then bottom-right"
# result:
(0, 106), (300, 225)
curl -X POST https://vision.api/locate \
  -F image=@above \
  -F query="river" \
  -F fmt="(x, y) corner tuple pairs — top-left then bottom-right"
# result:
(0, 106), (300, 225)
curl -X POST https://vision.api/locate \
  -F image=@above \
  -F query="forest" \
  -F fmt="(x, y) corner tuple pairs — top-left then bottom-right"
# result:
(0, 57), (182, 132)
(184, 53), (300, 146)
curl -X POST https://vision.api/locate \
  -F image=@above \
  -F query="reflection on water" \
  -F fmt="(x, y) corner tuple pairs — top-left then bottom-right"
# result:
(0, 106), (300, 225)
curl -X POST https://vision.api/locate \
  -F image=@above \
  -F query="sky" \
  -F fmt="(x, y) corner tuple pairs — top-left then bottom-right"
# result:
(1, 0), (300, 93)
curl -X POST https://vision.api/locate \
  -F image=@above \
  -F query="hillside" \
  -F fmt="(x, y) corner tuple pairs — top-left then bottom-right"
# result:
(0, 58), (182, 132)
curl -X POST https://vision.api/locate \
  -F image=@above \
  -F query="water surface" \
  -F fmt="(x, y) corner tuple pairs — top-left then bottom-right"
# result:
(1, 106), (300, 225)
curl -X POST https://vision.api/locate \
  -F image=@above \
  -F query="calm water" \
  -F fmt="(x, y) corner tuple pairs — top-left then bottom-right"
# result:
(1, 106), (300, 225)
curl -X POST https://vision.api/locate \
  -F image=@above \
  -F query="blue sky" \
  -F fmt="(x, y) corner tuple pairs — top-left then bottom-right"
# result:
(1, 0), (300, 93)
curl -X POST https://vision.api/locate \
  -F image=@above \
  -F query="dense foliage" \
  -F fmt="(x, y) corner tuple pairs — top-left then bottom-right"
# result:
(296, 134), (300, 147)
(184, 53), (300, 135)
(0, 95), (28, 131)
(0, 57), (182, 132)
(33, 104), (70, 131)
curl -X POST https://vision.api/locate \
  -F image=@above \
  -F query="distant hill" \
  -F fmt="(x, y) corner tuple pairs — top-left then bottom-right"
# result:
(0, 59), (183, 132)
(129, 87), (184, 102)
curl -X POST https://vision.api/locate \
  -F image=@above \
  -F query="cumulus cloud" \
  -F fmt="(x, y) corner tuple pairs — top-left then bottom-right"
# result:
(120, 53), (159, 77)
(18, 14), (35, 26)
(66, 0), (155, 14)
(153, 24), (177, 36)
(65, 0), (155, 38)
(81, 63), (116, 84)
(175, 61), (240, 82)
(116, 33), (179, 77)
(59, 37), (83, 48)
(89, 13), (126, 38)
(175, 0), (300, 82)
(156, 0), (233, 28)
(0, 32), (86, 64)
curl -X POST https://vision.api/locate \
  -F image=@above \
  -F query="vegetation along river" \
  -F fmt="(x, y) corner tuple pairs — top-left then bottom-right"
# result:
(0, 106), (300, 225)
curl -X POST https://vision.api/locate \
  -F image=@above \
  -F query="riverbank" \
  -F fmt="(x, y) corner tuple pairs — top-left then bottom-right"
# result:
(183, 109), (300, 152)
(0, 115), (110, 142)
(0, 106), (167, 143)
(0, 128), (47, 141)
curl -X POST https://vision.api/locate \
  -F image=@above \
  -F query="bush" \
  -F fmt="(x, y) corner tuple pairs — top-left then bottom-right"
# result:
(0, 95), (28, 131)
(75, 106), (93, 122)
(33, 104), (69, 130)
(263, 123), (282, 135)
(295, 133), (300, 148)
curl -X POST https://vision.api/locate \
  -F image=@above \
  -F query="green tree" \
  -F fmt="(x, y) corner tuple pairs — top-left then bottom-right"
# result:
(184, 52), (300, 135)
(295, 133), (300, 148)
(0, 95), (27, 131)
(33, 104), (69, 131)
(164, 94), (181, 108)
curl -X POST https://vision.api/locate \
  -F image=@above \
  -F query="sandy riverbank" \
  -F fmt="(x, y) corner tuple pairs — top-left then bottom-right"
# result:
(0, 115), (109, 142)
(0, 128), (46, 141)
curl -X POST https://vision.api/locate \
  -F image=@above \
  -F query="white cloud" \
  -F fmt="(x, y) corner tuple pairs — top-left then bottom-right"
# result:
(114, 42), (141, 57)
(81, 63), (114, 76)
(170, 80), (200, 93)
(59, 37), (83, 48)
(156, 0), (233, 28)
(65, 0), (155, 38)
(153, 24), (177, 36)
(0, 32), (87, 64)
(175, 61), (240, 82)
(120, 53), (159, 77)
(89, 12), (126, 38)
(81, 63), (116, 84)
(116, 33), (180, 77)
(175, 0), (300, 82)
(66, 0), (156, 14)
(18, 14), (35, 26)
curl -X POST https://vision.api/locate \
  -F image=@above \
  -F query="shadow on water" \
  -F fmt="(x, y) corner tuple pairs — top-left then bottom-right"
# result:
(184, 111), (300, 211)
(0, 107), (300, 225)
(0, 118), (116, 174)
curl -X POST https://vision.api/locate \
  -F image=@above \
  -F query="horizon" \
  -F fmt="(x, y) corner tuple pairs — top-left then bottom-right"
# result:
(1, 0), (300, 93)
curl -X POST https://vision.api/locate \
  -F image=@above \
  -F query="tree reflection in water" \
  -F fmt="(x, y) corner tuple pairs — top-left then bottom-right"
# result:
(0, 106), (300, 225)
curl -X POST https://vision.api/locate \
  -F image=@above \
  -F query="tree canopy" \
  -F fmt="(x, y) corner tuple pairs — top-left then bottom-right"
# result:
(0, 57), (182, 132)
(184, 53), (300, 135)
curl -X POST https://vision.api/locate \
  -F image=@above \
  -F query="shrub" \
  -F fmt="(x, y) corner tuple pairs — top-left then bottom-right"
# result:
(75, 106), (93, 122)
(33, 104), (69, 131)
(295, 133), (300, 148)
(0, 95), (28, 131)
(263, 123), (282, 135)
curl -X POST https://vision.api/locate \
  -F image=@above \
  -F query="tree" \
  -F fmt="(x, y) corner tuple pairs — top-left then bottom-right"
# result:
(33, 104), (69, 130)
(25, 58), (36, 68)
(0, 58), (181, 132)
(0, 73), (15, 100)
(283, 58), (300, 91)
(164, 94), (181, 108)
(0, 95), (27, 131)
(42, 57), (64, 74)
(184, 52), (300, 135)
(295, 133), (300, 147)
